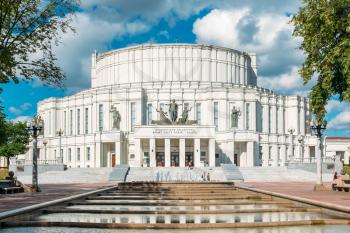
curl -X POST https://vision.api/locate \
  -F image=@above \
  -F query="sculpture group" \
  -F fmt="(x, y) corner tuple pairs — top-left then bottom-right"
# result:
(152, 99), (196, 125)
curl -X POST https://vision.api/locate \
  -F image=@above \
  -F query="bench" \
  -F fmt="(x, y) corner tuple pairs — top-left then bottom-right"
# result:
(333, 184), (350, 192)
(0, 186), (24, 194)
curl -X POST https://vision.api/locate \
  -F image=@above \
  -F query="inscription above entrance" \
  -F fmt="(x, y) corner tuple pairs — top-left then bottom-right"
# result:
(152, 128), (197, 136)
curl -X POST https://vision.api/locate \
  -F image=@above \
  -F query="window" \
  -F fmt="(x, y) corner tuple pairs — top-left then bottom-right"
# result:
(268, 146), (272, 160)
(130, 154), (135, 159)
(268, 106), (272, 133)
(86, 147), (90, 161)
(196, 103), (201, 125)
(246, 103), (250, 130)
(278, 146), (281, 160)
(131, 102), (136, 131)
(68, 148), (72, 162)
(214, 102), (218, 130)
(54, 150), (56, 159)
(77, 148), (80, 161)
(64, 111), (67, 135)
(85, 108), (89, 134)
(77, 108), (80, 135)
(147, 103), (152, 125)
(98, 104), (103, 131)
(70, 110), (73, 135)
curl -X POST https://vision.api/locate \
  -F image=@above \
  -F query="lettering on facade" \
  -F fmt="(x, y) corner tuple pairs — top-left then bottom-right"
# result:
(152, 128), (197, 136)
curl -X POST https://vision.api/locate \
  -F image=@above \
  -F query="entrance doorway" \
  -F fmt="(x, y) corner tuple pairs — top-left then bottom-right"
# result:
(143, 152), (150, 167)
(171, 152), (179, 167)
(234, 153), (239, 166)
(111, 153), (116, 167)
(185, 152), (194, 166)
(156, 152), (165, 167)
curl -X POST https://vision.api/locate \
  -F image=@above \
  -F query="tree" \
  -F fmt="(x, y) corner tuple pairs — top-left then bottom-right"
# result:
(0, 0), (79, 89)
(0, 121), (30, 168)
(292, 0), (350, 123)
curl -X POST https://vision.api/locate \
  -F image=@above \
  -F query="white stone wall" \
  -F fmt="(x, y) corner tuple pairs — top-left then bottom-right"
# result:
(24, 44), (318, 168)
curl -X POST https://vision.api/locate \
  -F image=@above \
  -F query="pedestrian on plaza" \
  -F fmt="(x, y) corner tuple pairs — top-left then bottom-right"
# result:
(333, 172), (338, 181)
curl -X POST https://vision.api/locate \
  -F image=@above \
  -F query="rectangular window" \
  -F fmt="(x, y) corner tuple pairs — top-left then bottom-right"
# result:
(278, 146), (281, 161)
(268, 146), (272, 160)
(70, 110), (73, 135)
(68, 148), (72, 162)
(77, 108), (80, 135)
(196, 103), (201, 125)
(131, 102), (136, 131)
(246, 103), (250, 130)
(214, 102), (218, 130)
(268, 106), (272, 133)
(64, 111), (67, 135)
(160, 103), (165, 111)
(98, 104), (103, 131)
(86, 147), (90, 161)
(147, 103), (152, 125)
(85, 108), (89, 134)
(77, 148), (80, 161)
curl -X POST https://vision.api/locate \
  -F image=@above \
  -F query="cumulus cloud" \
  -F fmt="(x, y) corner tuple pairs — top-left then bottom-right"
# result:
(192, 8), (304, 95)
(11, 115), (32, 123)
(328, 111), (350, 130)
(8, 103), (32, 115)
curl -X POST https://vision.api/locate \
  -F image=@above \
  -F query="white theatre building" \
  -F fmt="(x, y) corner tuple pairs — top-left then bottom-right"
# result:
(24, 43), (323, 168)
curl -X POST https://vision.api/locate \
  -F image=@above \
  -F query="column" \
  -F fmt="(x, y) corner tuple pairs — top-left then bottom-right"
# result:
(95, 142), (101, 168)
(150, 138), (156, 167)
(280, 144), (287, 166)
(262, 144), (269, 167)
(209, 138), (215, 167)
(115, 141), (121, 165)
(288, 135), (293, 160)
(272, 144), (278, 166)
(247, 141), (255, 167)
(134, 138), (142, 167)
(179, 138), (185, 167)
(194, 138), (201, 167)
(262, 104), (268, 133)
(165, 138), (170, 167)
(251, 101), (257, 131)
(304, 145), (310, 162)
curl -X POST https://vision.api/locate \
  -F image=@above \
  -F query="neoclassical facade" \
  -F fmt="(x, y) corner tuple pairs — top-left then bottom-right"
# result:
(24, 44), (321, 168)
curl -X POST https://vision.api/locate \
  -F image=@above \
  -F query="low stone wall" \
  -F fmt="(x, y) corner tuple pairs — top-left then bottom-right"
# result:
(287, 162), (341, 173)
(9, 164), (66, 175)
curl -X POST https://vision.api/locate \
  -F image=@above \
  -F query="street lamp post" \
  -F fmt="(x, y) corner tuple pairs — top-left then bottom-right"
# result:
(26, 115), (44, 192)
(288, 128), (295, 162)
(43, 139), (48, 164)
(310, 118), (327, 191)
(57, 128), (63, 164)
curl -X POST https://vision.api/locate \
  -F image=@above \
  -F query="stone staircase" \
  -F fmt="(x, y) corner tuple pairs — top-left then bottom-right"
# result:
(125, 167), (227, 182)
(109, 164), (130, 182)
(221, 164), (244, 181)
(238, 166), (333, 182)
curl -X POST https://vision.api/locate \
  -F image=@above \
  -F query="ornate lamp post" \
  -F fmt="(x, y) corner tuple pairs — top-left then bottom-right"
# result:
(26, 115), (44, 192)
(56, 128), (64, 164)
(297, 135), (304, 162)
(43, 139), (48, 164)
(310, 118), (327, 191)
(288, 128), (295, 162)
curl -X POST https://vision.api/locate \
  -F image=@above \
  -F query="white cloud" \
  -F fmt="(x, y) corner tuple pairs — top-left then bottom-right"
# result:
(11, 115), (32, 123)
(328, 111), (350, 130)
(9, 106), (21, 115)
(326, 100), (350, 113)
(8, 102), (32, 115)
(193, 8), (305, 95)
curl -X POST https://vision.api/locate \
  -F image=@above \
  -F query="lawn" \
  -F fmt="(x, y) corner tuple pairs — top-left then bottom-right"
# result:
(0, 169), (8, 180)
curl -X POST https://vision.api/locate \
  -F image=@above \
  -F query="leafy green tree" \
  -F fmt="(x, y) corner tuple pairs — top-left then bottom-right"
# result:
(0, 121), (30, 168)
(292, 0), (350, 123)
(0, 0), (79, 89)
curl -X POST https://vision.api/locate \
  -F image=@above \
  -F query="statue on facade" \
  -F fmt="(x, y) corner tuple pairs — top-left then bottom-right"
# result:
(152, 108), (172, 125)
(110, 105), (121, 130)
(305, 118), (311, 134)
(166, 99), (181, 123)
(178, 106), (192, 124)
(231, 106), (241, 128)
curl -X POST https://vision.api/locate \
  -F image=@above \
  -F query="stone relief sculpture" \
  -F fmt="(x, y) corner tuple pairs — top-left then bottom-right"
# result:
(110, 105), (121, 130)
(152, 100), (197, 125)
(231, 106), (241, 128)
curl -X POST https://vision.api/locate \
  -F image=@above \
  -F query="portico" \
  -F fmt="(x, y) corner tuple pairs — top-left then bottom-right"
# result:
(133, 126), (216, 168)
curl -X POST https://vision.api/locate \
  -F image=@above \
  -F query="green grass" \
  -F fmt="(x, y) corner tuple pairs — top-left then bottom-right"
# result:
(344, 166), (350, 176)
(0, 169), (8, 180)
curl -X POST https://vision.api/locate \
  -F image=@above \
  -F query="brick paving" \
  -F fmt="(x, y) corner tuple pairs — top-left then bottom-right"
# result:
(248, 181), (350, 208)
(0, 183), (112, 213)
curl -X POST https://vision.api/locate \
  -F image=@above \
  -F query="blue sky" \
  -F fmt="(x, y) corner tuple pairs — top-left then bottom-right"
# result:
(1, 0), (349, 136)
